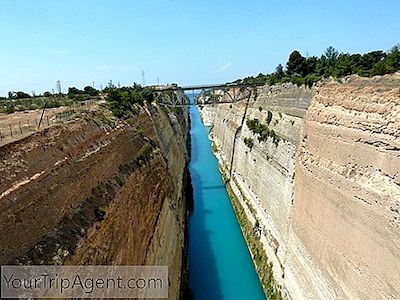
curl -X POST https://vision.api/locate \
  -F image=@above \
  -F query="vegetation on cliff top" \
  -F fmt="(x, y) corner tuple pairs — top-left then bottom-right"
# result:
(0, 86), (101, 114)
(233, 45), (400, 87)
(0, 96), (71, 114)
(67, 86), (100, 101)
(105, 83), (154, 118)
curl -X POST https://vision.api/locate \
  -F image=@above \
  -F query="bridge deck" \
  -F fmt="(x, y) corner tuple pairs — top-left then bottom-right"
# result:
(159, 101), (238, 107)
(153, 82), (265, 91)
(153, 82), (263, 106)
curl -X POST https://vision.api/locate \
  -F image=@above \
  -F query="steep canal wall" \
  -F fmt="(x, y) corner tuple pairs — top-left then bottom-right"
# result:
(199, 73), (400, 299)
(0, 102), (189, 299)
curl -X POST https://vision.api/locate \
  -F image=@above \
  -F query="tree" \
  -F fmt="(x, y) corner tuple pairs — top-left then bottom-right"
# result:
(68, 87), (82, 94)
(267, 74), (279, 85)
(106, 84), (153, 118)
(305, 74), (321, 87)
(275, 64), (284, 79)
(107, 89), (124, 117)
(286, 50), (306, 75)
(83, 86), (99, 96)
(304, 56), (318, 74)
(233, 44), (399, 89)
(15, 91), (31, 99)
(385, 45), (400, 72)
(334, 53), (354, 77)
(68, 87), (83, 99)
(359, 50), (386, 72)
(324, 46), (339, 66)
(43, 91), (52, 97)
(316, 46), (339, 76)
(371, 60), (390, 75)
(5, 103), (15, 114)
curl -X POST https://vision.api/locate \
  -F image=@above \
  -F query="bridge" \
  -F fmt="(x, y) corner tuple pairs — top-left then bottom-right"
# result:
(152, 82), (265, 106)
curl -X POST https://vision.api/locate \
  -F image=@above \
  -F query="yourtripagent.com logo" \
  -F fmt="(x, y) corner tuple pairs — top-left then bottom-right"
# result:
(1, 265), (168, 298)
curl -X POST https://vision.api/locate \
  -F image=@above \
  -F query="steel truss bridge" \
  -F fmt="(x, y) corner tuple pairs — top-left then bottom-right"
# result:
(151, 82), (265, 106)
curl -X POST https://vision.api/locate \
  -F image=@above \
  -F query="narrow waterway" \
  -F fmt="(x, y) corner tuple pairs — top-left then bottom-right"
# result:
(188, 102), (266, 300)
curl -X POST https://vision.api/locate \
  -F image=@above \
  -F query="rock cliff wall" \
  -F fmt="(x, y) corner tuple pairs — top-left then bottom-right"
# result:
(0, 103), (189, 299)
(200, 74), (400, 299)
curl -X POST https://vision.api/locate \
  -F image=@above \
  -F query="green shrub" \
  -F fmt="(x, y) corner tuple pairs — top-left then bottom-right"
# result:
(247, 118), (281, 146)
(136, 127), (144, 136)
(244, 137), (254, 149)
(246, 118), (260, 131)
(17, 105), (28, 111)
(305, 74), (321, 87)
(5, 104), (15, 114)
(28, 103), (38, 110)
(106, 84), (153, 118)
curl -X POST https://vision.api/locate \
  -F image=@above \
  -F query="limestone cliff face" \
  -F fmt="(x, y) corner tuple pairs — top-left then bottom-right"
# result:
(200, 83), (314, 298)
(289, 75), (400, 299)
(0, 103), (189, 299)
(201, 74), (400, 299)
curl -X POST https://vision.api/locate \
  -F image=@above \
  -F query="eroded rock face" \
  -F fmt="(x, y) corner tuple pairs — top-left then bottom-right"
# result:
(0, 104), (189, 299)
(201, 74), (400, 299)
(289, 75), (400, 299)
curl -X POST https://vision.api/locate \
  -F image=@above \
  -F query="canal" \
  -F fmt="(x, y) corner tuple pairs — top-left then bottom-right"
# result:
(187, 101), (266, 300)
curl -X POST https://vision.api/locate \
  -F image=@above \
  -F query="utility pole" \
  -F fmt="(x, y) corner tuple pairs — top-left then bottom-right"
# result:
(92, 81), (95, 88)
(56, 80), (61, 94)
(157, 77), (160, 85)
(141, 71), (146, 86)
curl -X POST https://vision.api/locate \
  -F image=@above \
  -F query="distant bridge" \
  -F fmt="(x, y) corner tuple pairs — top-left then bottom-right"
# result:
(152, 82), (265, 106)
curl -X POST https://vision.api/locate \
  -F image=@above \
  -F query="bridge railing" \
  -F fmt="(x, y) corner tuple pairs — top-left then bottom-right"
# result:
(152, 82), (266, 92)
(153, 81), (265, 106)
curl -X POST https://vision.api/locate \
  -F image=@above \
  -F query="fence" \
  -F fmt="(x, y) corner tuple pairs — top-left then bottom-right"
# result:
(0, 100), (98, 145)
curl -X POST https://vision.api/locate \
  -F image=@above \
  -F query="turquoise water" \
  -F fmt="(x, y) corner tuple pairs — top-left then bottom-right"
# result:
(188, 103), (266, 300)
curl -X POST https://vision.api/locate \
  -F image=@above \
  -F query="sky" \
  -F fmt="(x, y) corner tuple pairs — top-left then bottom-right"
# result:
(0, 0), (399, 96)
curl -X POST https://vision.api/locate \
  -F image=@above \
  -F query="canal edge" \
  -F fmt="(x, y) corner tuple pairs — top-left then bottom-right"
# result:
(211, 138), (283, 300)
